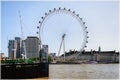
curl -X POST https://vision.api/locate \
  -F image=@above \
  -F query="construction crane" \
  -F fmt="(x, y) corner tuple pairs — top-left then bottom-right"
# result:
(58, 33), (66, 61)
(19, 11), (27, 59)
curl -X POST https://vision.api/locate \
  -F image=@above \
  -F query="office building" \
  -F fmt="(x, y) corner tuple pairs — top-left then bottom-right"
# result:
(8, 40), (17, 59)
(25, 36), (40, 58)
(8, 37), (26, 59)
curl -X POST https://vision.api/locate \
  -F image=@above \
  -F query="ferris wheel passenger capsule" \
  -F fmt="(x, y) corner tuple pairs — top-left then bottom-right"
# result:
(37, 26), (39, 28)
(39, 21), (41, 23)
(64, 8), (66, 10)
(45, 13), (47, 15)
(41, 17), (44, 19)
(77, 14), (79, 16)
(68, 9), (71, 11)
(80, 18), (82, 20)
(59, 7), (61, 10)
(49, 10), (51, 12)
(54, 8), (56, 11)
(83, 22), (85, 24)
(73, 11), (75, 13)
(36, 32), (39, 34)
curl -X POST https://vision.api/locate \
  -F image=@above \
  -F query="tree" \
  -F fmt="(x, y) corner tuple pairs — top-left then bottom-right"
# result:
(19, 59), (25, 63)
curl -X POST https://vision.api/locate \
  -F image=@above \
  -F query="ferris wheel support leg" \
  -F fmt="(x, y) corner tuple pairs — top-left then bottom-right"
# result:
(63, 38), (65, 61)
(58, 39), (63, 56)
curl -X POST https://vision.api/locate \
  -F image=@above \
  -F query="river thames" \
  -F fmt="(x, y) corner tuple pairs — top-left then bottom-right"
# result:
(49, 64), (119, 79)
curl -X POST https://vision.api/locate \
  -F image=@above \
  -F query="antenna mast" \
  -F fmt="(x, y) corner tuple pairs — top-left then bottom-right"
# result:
(19, 11), (27, 59)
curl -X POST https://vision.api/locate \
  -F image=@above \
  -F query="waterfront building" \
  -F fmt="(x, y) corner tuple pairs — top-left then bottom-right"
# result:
(66, 50), (119, 63)
(8, 40), (17, 59)
(41, 45), (48, 62)
(93, 51), (119, 63)
(25, 36), (40, 58)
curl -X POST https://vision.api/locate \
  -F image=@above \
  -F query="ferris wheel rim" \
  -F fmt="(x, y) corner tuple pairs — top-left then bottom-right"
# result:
(37, 7), (89, 53)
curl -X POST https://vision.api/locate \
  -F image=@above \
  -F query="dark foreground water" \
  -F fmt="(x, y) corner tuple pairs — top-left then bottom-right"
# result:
(49, 64), (119, 79)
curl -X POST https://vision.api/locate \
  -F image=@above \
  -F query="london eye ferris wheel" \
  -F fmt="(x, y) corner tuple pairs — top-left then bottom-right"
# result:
(37, 7), (89, 58)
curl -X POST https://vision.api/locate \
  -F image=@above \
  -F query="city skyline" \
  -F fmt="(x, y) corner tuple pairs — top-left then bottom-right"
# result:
(1, 1), (119, 57)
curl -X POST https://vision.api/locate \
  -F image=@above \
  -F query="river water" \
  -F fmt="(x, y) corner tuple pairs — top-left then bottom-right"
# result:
(49, 64), (119, 79)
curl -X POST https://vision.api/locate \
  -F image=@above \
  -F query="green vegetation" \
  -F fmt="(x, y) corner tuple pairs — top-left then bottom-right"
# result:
(1, 60), (20, 64)
(1, 57), (53, 64)
(48, 56), (53, 62)
(1, 57), (40, 64)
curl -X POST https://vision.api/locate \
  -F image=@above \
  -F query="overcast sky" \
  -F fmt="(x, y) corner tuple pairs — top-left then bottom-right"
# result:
(1, 1), (119, 56)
